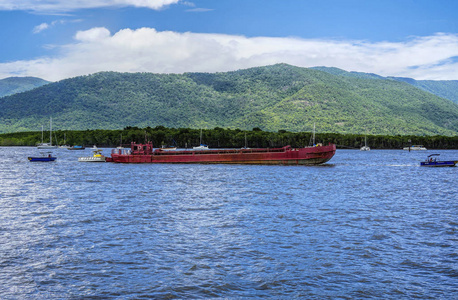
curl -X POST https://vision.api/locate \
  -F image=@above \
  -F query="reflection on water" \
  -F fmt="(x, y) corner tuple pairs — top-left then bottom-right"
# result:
(0, 147), (457, 298)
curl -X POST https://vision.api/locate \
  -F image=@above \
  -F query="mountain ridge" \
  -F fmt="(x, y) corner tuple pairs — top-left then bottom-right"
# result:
(0, 77), (50, 98)
(312, 66), (458, 104)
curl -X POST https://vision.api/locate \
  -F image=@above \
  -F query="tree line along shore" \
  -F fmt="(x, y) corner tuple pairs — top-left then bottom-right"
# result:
(0, 126), (456, 149)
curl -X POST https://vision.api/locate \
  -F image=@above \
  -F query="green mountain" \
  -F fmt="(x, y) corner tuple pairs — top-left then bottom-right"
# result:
(0, 77), (50, 98)
(0, 64), (457, 135)
(312, 66), (458, 104)
(388, 77), (458, 104)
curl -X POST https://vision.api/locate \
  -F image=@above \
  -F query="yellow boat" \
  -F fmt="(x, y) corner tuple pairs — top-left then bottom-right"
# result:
(78, 149), (106, 162)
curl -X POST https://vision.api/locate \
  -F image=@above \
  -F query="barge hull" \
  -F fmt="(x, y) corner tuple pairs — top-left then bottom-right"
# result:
(108, 143), (336, 165)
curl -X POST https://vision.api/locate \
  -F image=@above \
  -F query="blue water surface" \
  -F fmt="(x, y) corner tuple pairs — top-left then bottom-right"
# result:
(0, 147), (457, 299)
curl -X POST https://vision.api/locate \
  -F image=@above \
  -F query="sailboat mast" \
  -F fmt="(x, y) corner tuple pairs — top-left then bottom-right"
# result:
(313, 123), (316, 146)
(50, 117), (52, 145)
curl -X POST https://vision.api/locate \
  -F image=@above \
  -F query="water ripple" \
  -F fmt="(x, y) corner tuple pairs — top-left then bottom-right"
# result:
(0, 148), (456, 298)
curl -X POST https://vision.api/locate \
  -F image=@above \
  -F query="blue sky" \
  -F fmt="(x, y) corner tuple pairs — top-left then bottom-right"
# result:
(0, 0), (457, 81)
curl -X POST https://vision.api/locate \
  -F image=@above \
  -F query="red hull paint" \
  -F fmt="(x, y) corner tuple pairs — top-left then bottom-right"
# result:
(107, 142), (336, 165)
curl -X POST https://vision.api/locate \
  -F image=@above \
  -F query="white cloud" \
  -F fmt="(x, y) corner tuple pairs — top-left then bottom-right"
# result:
(186, 8), (214, 13)
(1, 28), (457, 81)
(75, 27), (111, 42)
(0, 0), (180, 12)
(33, 22), (49, 33)
(32, 19), (82, 34)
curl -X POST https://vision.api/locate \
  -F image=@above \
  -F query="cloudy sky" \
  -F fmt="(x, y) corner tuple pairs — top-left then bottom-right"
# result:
(0, 0), (457, 81)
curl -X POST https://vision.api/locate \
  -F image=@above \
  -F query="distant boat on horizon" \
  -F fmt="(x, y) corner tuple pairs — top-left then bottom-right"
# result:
(59, 133), (70, 149)
(193, 128), (209, 150)
(360, 136), (370, 151)
(37, 118), (57, 149)
(68, 145), (85, 150)
(403, 145), (427, 151)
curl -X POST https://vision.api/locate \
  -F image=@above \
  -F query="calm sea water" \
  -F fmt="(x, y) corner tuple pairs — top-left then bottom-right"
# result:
(0, 147), (457, 299)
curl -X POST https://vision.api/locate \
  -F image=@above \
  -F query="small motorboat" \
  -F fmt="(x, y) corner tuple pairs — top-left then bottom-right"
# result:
(420, 154), (457, 167)
(78, 149), (106, 162)
(28, 153), (56, 162)
(68, 145), (85, 150)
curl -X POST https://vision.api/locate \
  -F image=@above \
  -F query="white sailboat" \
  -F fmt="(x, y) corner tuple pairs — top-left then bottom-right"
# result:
(360, 136), (370, 151)
(116, 134), (126, 149)
(193, 128), (209, 150)
(37, 118), (58, 149)
(59, 133), (70, 149)
(241, 133), (250, 149)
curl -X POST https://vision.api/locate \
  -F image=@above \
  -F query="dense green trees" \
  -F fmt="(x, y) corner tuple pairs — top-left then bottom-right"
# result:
(313, 66), (458, 105)
(1, 126), (456, 149)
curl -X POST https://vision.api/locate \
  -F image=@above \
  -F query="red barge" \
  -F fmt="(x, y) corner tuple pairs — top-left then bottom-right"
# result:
(106, 142), (336, 165)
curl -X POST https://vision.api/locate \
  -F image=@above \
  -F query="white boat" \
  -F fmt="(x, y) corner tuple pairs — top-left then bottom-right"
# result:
(116, 134), (126, 149)
(59, 133), (71, 148)
(193, 128), (209, 150)
(241, 133), (250, 149)
(37, 118), (57, 149)
(403, 145), (427, 151)
(360, 136), (370, 151)
(37, 143), (57, 149)
(193, 144), (209, 150)
(78, 149), (106, 162)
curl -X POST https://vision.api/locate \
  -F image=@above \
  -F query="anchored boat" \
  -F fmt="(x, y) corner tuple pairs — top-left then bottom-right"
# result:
(360, 136), (370, 151)
(37, 118), (58, 149)
(403, 145), (427, 151)
(68, 145), (85, 150)
(28, 152), (56, 162)
(78, 149), (106, 162)
(420, 154), (457, 167)
(107, 142), (336, 165)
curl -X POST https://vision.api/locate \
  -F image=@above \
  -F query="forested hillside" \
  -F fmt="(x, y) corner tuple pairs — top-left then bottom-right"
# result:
(0, 64), (457, 136)
(389, 77), (458, 104)
(313, 66), (458, 104)
(0, 77), (50, 98)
